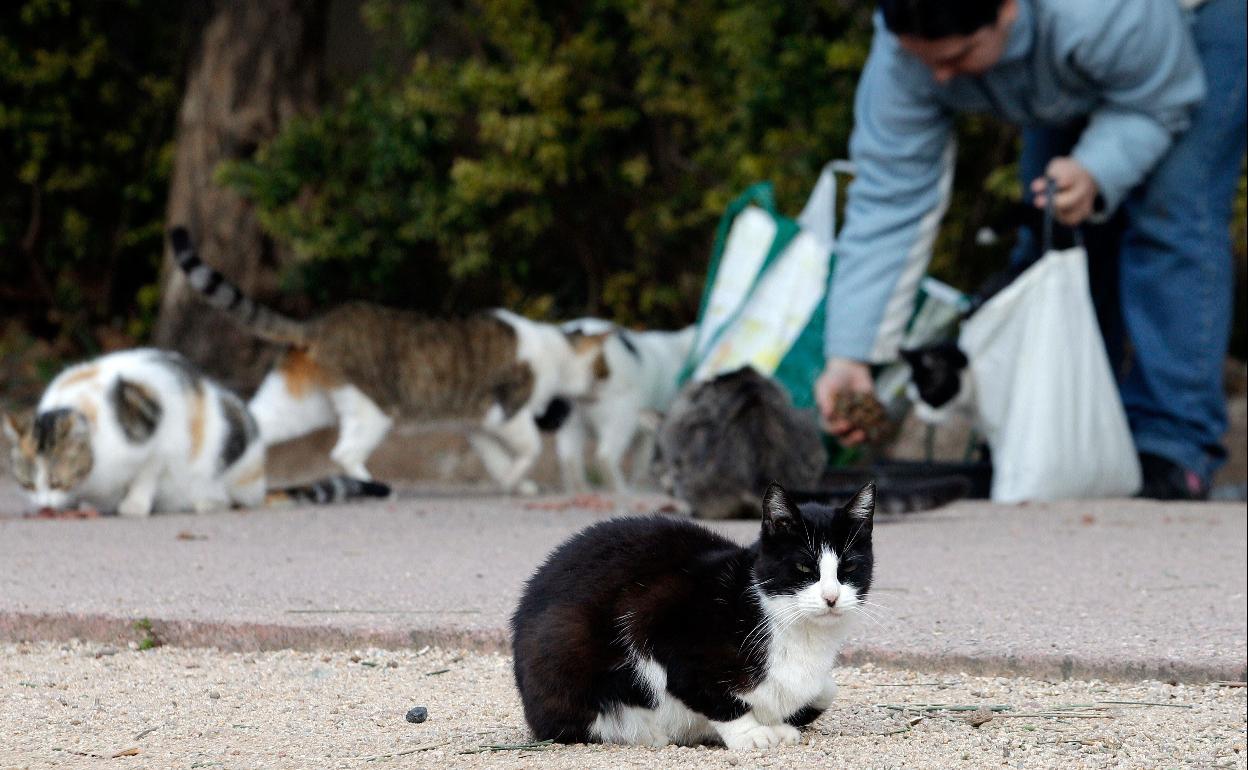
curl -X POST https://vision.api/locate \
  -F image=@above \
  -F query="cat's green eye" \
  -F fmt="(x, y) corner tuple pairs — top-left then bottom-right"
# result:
(794, 563), (813, 574)
(842, 563), (857, 573)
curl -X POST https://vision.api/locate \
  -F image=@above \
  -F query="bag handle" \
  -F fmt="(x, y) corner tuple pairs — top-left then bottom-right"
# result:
(825, 160), (856, 242)
(1042, 176), (1084, 254)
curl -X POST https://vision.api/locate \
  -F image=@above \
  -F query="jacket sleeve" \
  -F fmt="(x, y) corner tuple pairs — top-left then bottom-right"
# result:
(1065, 0), (1205, 217)
(824, 27), (954, 364)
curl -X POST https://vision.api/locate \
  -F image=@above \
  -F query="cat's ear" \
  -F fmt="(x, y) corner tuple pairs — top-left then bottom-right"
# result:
(761, 481), (800, 537)
(2, 411), (28, 444)
(844, 481), (876, 535)
(566, 329), (611, 354)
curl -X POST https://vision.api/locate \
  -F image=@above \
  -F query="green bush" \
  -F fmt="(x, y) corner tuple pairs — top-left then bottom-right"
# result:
(223, 0), (887, 325)
(0, 0), (191, 350)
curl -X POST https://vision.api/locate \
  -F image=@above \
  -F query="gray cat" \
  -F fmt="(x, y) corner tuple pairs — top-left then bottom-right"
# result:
(656, 367), (824, 519)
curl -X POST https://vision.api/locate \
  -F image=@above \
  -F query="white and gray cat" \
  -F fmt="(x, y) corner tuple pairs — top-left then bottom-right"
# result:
(547, 320), (696, 491)
(3, 348), (387, 515)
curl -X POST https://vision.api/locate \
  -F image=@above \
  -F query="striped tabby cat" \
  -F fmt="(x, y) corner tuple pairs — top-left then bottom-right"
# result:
(169, 228), (608, 492)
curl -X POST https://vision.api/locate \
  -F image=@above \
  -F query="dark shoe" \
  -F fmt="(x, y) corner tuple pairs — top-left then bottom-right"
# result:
(1137, 452), (1209, 501)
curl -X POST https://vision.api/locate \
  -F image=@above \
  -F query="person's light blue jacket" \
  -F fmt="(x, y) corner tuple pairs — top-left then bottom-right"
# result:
(825, 0), (1206, 363)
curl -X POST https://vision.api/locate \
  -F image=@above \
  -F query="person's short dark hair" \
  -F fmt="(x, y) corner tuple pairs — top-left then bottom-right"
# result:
(879, 0), (1006, 38)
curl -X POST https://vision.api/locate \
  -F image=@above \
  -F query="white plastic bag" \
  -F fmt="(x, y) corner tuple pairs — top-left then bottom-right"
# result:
(959, 245), (1141, 502)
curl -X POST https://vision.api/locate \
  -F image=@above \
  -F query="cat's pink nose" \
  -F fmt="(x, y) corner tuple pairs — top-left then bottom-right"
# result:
(823, 589), (840, 608)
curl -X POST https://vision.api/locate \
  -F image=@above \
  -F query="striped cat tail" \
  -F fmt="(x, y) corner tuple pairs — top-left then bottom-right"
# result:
(168, 227), (307, 345)
(265, 476), (392, 506)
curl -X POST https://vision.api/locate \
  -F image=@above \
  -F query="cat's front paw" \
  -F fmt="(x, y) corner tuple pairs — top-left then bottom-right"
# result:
(722, 723), (801, 751)
(117, 498), (153, 517)
(514, 479), (539, 496)
(193, 499), (227, 514)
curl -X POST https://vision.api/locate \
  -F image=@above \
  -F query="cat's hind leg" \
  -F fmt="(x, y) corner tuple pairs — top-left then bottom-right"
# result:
(554, 409), (590, 492)
(590, 706), (671, 747)
(472, 407), (542, 494)
(249, 368), (336, 445)
(223, 451), (267, 510)
(328, 385), (392, 480)
(592, 406), (640, 492)
(627, 410), (662, 488)
(117, 461), (162, 517)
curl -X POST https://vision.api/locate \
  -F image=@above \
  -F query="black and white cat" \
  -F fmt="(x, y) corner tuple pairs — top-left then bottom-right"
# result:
(899, 342), (973, 425)
(511, 481), (875, 749)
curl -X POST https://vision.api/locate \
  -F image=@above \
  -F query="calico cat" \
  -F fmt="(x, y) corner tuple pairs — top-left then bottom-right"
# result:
(2, 348), (389, 515)
(551, 320), (697, 491)
(169, 228), (608, 492)
(655, 367), (825, 519)
(512, 481), (875, 748)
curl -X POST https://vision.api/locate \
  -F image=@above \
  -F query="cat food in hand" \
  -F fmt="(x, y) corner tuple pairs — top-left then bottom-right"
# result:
(831, 391), (893, 445)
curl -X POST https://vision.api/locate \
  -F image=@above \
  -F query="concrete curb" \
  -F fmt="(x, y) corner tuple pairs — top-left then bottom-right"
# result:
(4, 611), (1242, 684)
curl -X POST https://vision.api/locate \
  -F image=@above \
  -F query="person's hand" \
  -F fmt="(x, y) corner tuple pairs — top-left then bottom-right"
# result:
(1030, 157), (1099, 226)
(814, 357), (874, 446)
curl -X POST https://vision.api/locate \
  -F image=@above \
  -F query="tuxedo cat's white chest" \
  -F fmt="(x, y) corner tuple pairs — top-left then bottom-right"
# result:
(740, 629), (841, 723)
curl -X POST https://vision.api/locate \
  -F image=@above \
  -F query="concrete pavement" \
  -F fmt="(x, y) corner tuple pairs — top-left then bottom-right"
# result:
(0, 482), (1244, 683)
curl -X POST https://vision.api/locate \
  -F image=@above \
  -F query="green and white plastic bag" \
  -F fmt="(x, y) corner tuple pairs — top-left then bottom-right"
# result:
(684, 165), (844, 410)
(686, 161), (966, 413)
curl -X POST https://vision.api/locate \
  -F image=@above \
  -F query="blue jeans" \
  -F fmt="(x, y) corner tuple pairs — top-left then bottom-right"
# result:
(1011, 0), (1247, 483)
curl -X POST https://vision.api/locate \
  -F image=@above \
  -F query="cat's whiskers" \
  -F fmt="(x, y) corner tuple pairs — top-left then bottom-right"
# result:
(850, 601), (890, 629)
(850, 604), (887, 628)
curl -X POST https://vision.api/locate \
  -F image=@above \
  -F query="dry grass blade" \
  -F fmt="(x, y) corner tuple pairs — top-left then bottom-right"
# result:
(876, 703), (1013, 713)
(990, 712), (1114, 719)
(1213, 681), (1245, 688)
(1095, 699), (1193, 709)
(111, 747), (140, 758)
(360, 742), (446, 761)
(458, 739), (556, 754)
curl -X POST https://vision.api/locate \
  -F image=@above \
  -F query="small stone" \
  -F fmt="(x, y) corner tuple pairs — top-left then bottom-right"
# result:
(966, 707), (994, 728)
(727, 756), (739, 766)
(208, 691), (221, 700)
(405, 706), (428, 724)
(387, 661), (399, 669)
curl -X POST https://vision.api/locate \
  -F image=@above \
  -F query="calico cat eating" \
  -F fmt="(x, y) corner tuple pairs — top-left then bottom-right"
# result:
(169, 228), (607, 492)
(511, 481), (875, 749)
(3, 348), (388, 515)
(551, 320), (697, 491)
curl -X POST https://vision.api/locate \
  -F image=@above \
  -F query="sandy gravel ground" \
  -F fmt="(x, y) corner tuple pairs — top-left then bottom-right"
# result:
(1, 642), (1244, 770)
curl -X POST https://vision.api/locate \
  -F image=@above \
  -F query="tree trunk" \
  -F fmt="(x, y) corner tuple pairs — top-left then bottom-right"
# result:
(156, 0), (326, 393)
